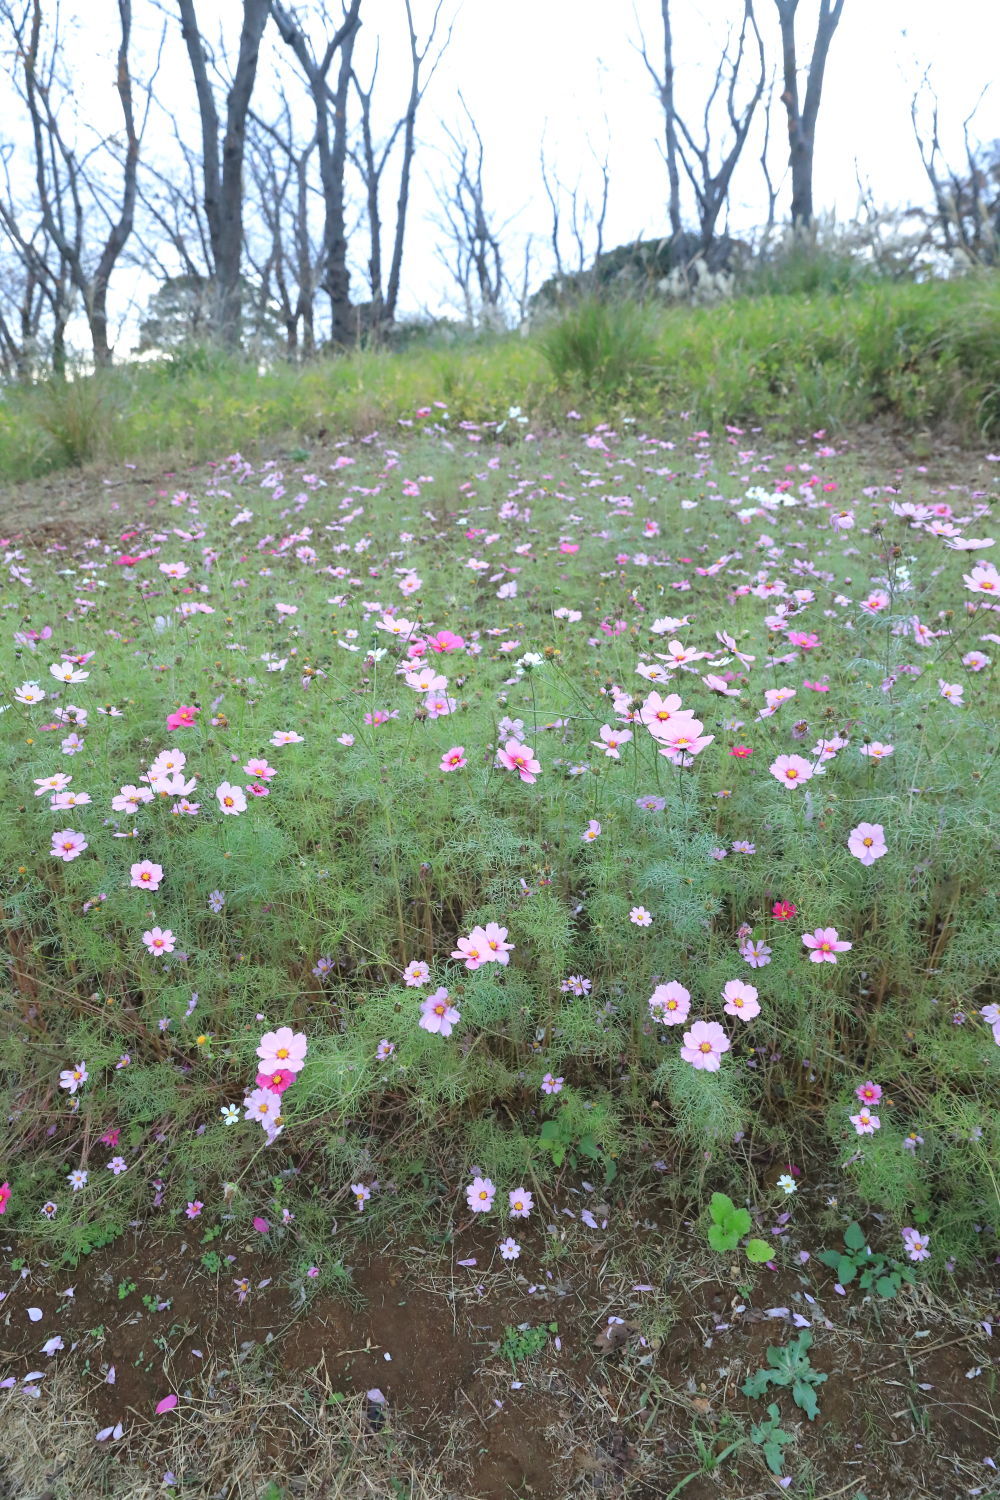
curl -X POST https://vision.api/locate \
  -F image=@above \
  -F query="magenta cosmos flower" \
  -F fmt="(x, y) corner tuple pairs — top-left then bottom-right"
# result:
(166, 705), (198, 731)
(680, 1020), (731, 1072)
(419, 987), (461, 1036)
(256, 1026), (308, 1074)
(802, 927), (852, 963)
(648, 981), (691, 1025)
(769, 754), (814, 788)
(440, 746), (467, 771)
(722, 979), (760, 1021)
(496, 738), (541, 783)
(848, 822), (887, 865)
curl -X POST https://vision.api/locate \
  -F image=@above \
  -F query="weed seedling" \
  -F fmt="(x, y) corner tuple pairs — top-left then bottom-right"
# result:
(742, 1330), (827, 1419)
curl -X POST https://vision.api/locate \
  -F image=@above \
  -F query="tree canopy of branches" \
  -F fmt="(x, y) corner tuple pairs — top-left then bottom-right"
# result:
(772, 0), (846, 230)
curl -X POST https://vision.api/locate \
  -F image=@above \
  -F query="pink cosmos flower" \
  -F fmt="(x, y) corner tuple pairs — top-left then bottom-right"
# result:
(0, 1182), (10, 1214)
(216, 781), (247, 815)
(166, 705), (198, 731)
(848, 822), (887, 865)
(256, 1027), (308, 1074)
(130, 860), (163, 891)
(50, 828), (88, 862)
(59, 1062), (89, 1094)
(859, 741), (894, 761)
(466, 1176), (495, 1213)
(938, 679), (964, 705)
(680, 1020), (731, 1072)
(479, 922), (514, 963)
(143, 927), (175, 956)
(740, 939), (772, 968)
(772, 901), (797, 921)
(592, 724), (633, 759)
(426, 629), (465, 653)
(270, 729), (305, 746)
(185, 1201), (203, 1219)
(496, 738), (541, 783)
(508, 1187), (533, 1218)
(629, 906), (653, 926)
(648, 981), (691, 1025)
(855, 1081), (882, 1105)
(769, 754), (814, 788)
(243, 757), (276, 780)
(440, 746), (467, 771)
(243, 1087), (282, 1126)
(580, 819), (602, 841)
(541, 1074), (564, 1094)
(452, 932), (485, 969)
(419, 987), (461, 1036)
(849, 1107), (880, 1134)
(499, 1237), (521, 1260)
(255, 1068), (295, 1094)
(107, 1156), (128, 1175)
(352, 1183), (371, 1211)
(901, 1227), (931, 1262)
(403, 960), (431, 987)
(802, 927), (851, 963)
(722, 979), (760, 1021)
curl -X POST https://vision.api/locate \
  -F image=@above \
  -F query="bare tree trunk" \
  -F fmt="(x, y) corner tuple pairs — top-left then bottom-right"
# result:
(177, 0), (269, 347)
(637, 0), (683, 238)
(773, 0), (846, 230)
(270, 0), (362, 347)
(89, 0), (139, 365)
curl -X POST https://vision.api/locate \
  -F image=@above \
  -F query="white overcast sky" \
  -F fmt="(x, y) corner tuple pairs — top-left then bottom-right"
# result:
(14, 0), (1000, 336)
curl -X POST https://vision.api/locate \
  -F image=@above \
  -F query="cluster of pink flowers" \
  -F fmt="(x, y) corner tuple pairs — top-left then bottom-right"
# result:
(242, 1027), (308, 1143)
(648, 979), (762, 1072)
(451, 923), (514, 970)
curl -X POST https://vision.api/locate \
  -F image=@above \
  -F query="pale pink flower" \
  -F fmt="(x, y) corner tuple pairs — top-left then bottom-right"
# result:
(802, 927), (851, 963)
(648, 981), (691, 1025)
(848, 822), (887, 865)
(59, 1062), (89, 1094)
(419, 987), (461, 1036)
(722, 979), (760, 1021)
(142, 927), (175, 956)
(849, 1107), (880, 1135)
(592, 724), (633, 759)
(216, 780), (247, 815)
(580, 819), (602, 842)
(352, 1183), (371, 1212)
(901, 1227), (930, 1261)
(466, 1176), (495, 1213)
(270, 729), (305, 746)
(769, 754), (814, 788)
(499, 1237), (521, 1260)
(680, 1020), (730, 1072)
(479, 922), (514, 963)
(496, 738), (541, 783)
(256, 1027), (308, 1074)
(50, 828), (88, 862)
(963, 561), (999, 595)
(403, 960), (431, 987)
(859, 741), (894, 761)
(130, 860), (163, 891)
(243, 757), (276, 780)
(508, 1188), (533, 1218)
(938, 680), (964, 705)
(541, 1073), (563, 1094)
(243, 1087), (282, 1126)
(629, 906), (653, 926)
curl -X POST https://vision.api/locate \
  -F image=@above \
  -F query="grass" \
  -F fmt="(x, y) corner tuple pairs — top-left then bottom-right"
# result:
(1, 274), (1000, 486)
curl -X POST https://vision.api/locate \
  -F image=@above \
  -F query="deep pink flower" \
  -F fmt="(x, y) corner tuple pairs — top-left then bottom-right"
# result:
(166, 705), (198, 731)
(255, 1068), (295, 1094)
(496, 738), (541, 783)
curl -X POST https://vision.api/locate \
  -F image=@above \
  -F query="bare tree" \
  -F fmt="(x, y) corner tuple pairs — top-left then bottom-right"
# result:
(772, 0), (847, 230)
(350, 0), (452, 336)
(434, 97), (506, 325)
(539, 138), (610, 282)
(245, 100), (323, 355)
(1, 0), (145, 366)
(270, 0), (362, 347)
(176, 0), (270, 347)
(673, 0), (765, 250)
(635, 0), (682, 238)
(911, 77), (1000, 265)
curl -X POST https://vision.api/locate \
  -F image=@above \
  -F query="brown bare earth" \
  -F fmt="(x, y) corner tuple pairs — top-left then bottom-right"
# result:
(2, 1215), (998, 1499)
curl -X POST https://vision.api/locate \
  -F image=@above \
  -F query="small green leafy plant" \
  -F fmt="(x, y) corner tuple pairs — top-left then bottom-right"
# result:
(705, 1193), (771, 1265)
(742, 1330), (827, 1420)
(749, 1402), (794, 1475)
(117, 1279), (137, 1300)
(498, 1322), (556, 1367)
(816, 1221), (916, 1298)
(536, 1112), (616, 1185)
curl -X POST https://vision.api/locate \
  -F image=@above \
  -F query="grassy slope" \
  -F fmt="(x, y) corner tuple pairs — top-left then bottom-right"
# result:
(1, 275), (998, 485)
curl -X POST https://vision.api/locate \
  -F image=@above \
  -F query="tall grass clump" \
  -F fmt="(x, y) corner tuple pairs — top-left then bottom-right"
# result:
(537, 294), (661, 396)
